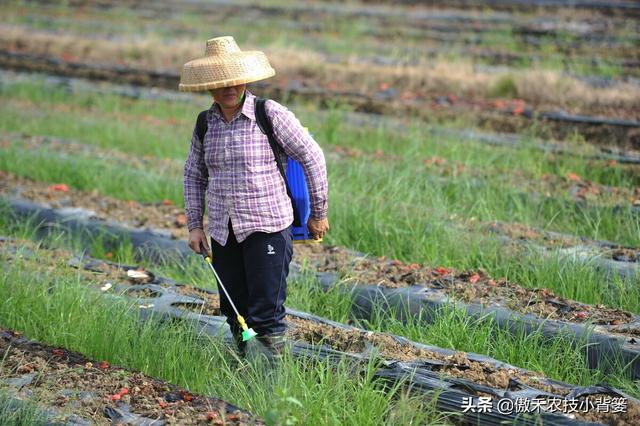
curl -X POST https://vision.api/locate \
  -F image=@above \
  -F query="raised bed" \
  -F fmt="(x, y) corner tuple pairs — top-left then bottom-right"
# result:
(4, 66), (640, 164)
(352, 0), (640, 15)
(3, 172), (637, 279)
(0, 327), (260, 425)
(2, 50), (639, 148)
(4, 132), (638, 214)
(3, 238), (638, 426)
(485, 221), (639, 280)
(21, 0), (640, 32)
(291, 243), (640, 379)
(4, 195), (639, 379)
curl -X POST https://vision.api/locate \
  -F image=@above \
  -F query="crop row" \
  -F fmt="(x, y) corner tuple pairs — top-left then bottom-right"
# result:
(2, 136), (638, 278)
(2, 51), (639, 150)
(4, 132), (638, 211)
(4, 187), (639, 379)
(2, 235), (639, 425)
(5, 156), (636, 282)
(17, 0), (639, 37)
(3, 68), (640, 167)
(0, 326), (258, 425)
(5, 4), (638, 68)
(3, 18), (639, 117)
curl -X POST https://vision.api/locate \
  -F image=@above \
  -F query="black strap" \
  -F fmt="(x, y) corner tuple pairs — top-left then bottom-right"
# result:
(254, 97), (301, 227)
(195, 109), (208, 143)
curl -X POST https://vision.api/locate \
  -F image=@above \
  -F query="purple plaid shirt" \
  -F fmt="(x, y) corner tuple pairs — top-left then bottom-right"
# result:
(183, 91), (328, 245)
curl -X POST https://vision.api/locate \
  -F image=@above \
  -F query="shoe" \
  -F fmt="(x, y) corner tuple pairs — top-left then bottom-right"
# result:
(255, 331), (286, 359)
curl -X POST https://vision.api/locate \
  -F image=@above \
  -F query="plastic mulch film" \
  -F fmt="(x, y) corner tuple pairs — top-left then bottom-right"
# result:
(311, 271), (640, 381)
(0, 329), (262, 425)
(486, 222), (639, 281)
(6, 198), (640, 423)
(7, 197), (640, 380)
(57, 252), (640, 425)
(7, 197), (193, 263)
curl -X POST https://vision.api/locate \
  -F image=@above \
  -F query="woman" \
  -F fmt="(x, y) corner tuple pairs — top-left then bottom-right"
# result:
(179, 36), (329, 356)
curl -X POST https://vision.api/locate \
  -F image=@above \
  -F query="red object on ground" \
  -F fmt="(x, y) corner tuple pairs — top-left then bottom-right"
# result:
(48, 183), (69, 192)
(435, 267), (451, 275)
(469, 274), (481, 284)
(162, 199), (173, 206)
(512, 100), (526, 116)
(175, 214), (188, 227)
(567, 172), (581, 182)
(52, 349), (64, 357)
(61, 52), (75, 62)
(180, 391), (194, 402)
(98, 361), (110, 369)
(575, 312), (588, 320)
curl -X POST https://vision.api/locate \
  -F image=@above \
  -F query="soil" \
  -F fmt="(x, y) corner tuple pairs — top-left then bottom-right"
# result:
(0, 329), (260, 425)
(125, 287), (163, 299)
(285, 316), (640, 425)
(285, 315), (567, 393)
(174, 286), (221, 316)
(293, 243), (638, 331)
(0, 171), (197, 240)
(610, 248), (639, 263)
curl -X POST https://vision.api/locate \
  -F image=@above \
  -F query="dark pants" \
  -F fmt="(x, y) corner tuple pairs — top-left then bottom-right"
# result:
(211, 221), (293, 336)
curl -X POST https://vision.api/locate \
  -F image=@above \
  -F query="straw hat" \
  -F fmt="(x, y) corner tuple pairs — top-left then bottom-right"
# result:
(179, 36), (275, 92)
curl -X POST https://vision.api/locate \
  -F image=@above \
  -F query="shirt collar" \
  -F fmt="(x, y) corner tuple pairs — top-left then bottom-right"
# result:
(209, 90), (256, 122)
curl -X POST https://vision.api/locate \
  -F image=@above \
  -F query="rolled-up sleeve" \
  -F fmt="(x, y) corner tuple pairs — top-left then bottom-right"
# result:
(183, 128), (208, 231)
(268, 102), (329, 220)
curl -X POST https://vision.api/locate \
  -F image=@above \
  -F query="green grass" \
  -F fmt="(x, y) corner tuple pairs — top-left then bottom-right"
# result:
(0, 142), (183, 205)
(3, 77), (638, 189)
(1, 219), (637, 405)
(0, 392), (47, 426)
(1, 77), (638, 313)
(0, 250), (447, 425)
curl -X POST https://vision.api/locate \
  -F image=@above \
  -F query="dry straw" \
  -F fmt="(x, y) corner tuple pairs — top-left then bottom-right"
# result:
(179, 36), (275, 91)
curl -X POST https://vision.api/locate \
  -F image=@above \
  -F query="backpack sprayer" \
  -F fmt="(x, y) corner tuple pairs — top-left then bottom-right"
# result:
(195, 96), (317, 242)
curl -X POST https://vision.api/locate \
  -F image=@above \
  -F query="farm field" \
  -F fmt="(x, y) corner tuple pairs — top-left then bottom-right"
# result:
(1, 0), (639, 425)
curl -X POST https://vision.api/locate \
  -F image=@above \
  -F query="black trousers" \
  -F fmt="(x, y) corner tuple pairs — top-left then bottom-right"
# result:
(211, 221), (293, 336)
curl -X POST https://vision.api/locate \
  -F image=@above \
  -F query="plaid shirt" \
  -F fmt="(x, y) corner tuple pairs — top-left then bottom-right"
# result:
(183, 91), (328, 245)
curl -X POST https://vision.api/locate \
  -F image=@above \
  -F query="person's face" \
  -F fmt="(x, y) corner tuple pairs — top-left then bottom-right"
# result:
(210, 84), (246, 109)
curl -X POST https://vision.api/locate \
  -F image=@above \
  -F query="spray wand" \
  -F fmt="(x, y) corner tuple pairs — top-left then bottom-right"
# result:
(199, 243), (257, 342)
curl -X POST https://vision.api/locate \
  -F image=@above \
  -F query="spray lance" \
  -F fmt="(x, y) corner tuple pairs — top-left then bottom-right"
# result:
(199, 243), (257, 342)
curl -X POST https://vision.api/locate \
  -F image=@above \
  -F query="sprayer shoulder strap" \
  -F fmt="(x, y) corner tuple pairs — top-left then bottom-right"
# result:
(195, 110), (208, 143)
(254, 98), (287, 177)
(254, 97), (301, 227)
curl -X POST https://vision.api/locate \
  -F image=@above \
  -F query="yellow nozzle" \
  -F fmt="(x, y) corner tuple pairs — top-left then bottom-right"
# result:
(237, 315), (249, 331)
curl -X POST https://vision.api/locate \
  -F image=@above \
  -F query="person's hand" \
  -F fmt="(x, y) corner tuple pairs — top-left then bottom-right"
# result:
(188, 228), (210, 256)
(307, 218), (329, 240)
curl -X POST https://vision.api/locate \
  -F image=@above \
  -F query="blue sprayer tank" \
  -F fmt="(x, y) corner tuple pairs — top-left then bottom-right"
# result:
(287, 130), (314, 242)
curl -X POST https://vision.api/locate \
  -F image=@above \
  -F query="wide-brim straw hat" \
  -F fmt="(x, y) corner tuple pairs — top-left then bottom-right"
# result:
(179, 36), (275, 92)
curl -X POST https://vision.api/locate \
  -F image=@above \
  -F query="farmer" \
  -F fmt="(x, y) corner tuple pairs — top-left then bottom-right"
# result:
(179, 36), (329, 356)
